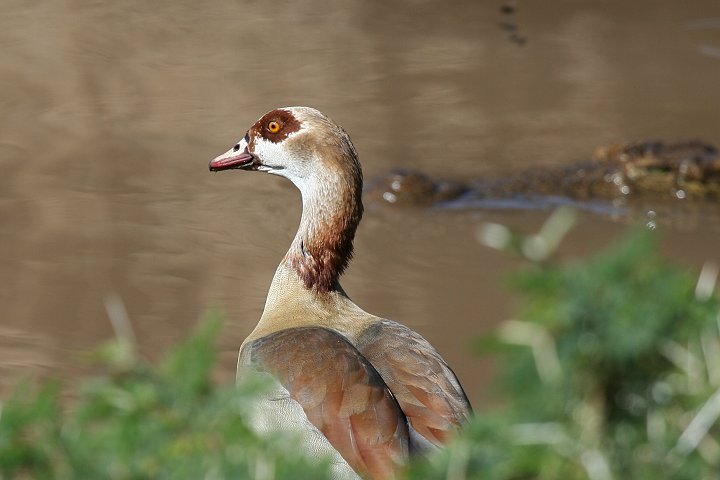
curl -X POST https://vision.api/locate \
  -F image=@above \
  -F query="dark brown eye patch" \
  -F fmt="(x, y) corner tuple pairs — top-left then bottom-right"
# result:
(253, 109), (302, 144)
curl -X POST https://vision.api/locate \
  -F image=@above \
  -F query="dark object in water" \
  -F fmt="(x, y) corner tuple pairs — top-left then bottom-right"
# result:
(364, 140), (720, 212)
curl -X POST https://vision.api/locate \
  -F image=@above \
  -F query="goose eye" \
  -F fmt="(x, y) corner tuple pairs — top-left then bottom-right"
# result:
(267, 121), (281, 133)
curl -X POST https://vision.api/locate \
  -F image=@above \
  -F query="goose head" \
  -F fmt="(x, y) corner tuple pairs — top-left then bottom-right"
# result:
(209, 107), (364, 293)
(209, 107), (362, 197)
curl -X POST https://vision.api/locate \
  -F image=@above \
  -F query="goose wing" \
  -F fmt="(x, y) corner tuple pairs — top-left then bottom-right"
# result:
(241, 326), (409, 480)
(355, 320), (472, 447)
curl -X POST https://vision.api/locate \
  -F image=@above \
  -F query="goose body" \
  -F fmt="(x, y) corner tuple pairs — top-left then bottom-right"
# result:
(209, 107), (471, 479)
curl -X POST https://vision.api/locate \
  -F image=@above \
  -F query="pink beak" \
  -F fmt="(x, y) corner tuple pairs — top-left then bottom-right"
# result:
(208, 150), (255, 171)
(209, 135), (256, 172)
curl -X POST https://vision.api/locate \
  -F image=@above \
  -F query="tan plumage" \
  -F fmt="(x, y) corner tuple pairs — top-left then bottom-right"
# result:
(210, 107), (471, 479)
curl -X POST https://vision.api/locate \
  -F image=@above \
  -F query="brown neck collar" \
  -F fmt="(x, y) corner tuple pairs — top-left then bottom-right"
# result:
(283, 171), (363, 293)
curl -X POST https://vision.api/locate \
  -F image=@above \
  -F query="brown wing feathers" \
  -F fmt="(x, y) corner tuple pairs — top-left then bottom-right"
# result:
(355, 321), (472, 447)
(246, 327), (410, 479)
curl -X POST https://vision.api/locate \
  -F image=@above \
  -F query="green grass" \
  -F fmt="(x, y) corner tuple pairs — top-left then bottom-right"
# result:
(0, 316), (333, 479)
(408, 230), (720, 480)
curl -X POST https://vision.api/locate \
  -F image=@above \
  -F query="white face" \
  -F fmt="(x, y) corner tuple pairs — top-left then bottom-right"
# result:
(210, 110), (310, 187)
(209, 106), (356, 198)
(251, 131), (308, 178)
(212, 133), (306, 175)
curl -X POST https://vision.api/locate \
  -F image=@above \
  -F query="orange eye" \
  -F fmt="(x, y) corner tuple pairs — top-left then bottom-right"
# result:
(267, 121), (281, 133)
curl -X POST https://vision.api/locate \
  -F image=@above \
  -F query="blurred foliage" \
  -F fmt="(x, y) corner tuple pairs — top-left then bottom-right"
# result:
(408, 229), (720, 480)
(0, 313), (333, 479)
(2, 227), (719, 479)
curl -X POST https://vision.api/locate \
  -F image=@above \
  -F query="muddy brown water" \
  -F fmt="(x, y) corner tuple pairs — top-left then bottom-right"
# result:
(1, 0), (719, 406)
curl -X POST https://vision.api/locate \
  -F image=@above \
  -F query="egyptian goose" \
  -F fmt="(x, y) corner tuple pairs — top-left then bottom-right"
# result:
(209, 107), (471, 479)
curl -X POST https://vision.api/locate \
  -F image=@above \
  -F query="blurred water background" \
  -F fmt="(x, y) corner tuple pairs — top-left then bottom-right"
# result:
(1, 0), (719, 404)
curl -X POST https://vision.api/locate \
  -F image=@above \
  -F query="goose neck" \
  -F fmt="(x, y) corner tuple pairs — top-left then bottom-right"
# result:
(282, 172), (363, 293)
